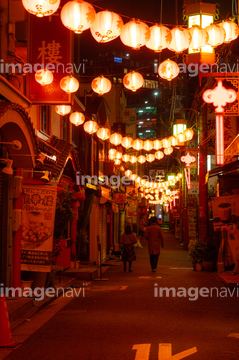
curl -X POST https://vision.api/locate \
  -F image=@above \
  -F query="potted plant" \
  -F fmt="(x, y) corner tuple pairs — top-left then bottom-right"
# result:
(188, 239), (205, 271)
(201, 236), (217, 272)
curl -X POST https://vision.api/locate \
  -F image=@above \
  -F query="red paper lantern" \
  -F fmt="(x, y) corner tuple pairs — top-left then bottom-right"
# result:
(22, 0), (60, 17)
(146, 24), (172, 52)
(60, 75), (79, 94)
(204, 24), (226, 46)
(123, 71), (144, 92)
(35, 69), (53, 85)
(97, 127), (111, 140)
(168, 26), (190, 53)
(158, 59), (179, 81)
(120, 19), (150, 50)
(109, 132), (122, 146)
(90, 11), (123, 43)
(60, 0), (96, 34)
(188, 26), (208, 51)
(70, 112), (85, 126)
(91, 76), (112, 95)
(219, 20), (239, 43)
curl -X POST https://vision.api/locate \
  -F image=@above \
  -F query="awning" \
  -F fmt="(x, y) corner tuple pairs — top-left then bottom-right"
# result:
(208, 159), (239, 178)
(0, 102), (38, 168)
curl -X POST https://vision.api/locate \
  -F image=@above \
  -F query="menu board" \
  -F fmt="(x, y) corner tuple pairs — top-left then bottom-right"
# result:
(211, 195), (239, 231)
(21, 184), (57, 272)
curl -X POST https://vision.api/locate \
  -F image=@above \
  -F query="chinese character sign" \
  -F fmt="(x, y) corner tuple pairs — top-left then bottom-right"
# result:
(21, 185), (57, 272)
(28, 15), (72, 103)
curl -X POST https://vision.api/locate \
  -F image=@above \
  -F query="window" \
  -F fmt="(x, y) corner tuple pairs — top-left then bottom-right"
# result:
(62, 116), (68, 141)
(40, 106), (50, 134)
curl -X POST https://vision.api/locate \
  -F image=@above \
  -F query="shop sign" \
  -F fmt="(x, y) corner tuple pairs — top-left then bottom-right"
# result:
(127, 199), (138, 218)
(21, 184), (57, 272)
(28, 15), (72, 104)
(113, 192), (126, 203)
(211, 194), (239, 231)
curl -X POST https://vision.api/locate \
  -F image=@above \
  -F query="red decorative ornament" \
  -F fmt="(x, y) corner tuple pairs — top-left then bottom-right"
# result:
(60, 75), (79, 94)
(202, 80), (237, 165)
(70, 112), (85, 126)
(188, 26), (208, 51)
(35, 69), (53, 85)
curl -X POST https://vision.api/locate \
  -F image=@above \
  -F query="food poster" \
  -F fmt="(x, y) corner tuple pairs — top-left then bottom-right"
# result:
(211, 195), (239, 231)
(21, 185), (57, 272)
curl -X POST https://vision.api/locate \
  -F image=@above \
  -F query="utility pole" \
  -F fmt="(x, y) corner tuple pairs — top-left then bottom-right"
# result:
(198, 105), (208, 241)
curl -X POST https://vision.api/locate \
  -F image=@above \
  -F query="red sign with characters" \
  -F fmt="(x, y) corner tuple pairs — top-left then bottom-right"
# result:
(28, 14), (72, 104)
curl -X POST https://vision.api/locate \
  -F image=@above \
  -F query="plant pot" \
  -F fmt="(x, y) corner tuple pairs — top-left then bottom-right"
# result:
(202, 261), (214, 272)
(195, 263), (202, 271)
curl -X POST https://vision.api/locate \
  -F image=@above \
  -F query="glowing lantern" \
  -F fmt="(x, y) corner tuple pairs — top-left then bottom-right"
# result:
(60, 75), (79, 94)
(123, 71), (144, 92)
(109, 154), (115, 161)
(35, 69), (53, 85)
(146, 154), (155, 162)
(177, 133), (186, 143)
(219, 20), (239, 43)
(125, 170), (132, 177)
(131, 174), (137, 181)
(69, 112), (85, 126)
(173, 119), (187, 136)
(97, 127), (111, 140)
(146, 24), (172, 52)
(109, 133), (122, 146)
(155, 151), (164, 160)
(164, 147), (174, 155)
(55, 105), (71, 115)
(122, 154), (130, 162)
(168, 135), (179, 146)
(114, 159), (121, 165)
(90, 11), (123, 43)
(115, 151), (122, 160)
(168, 27), (190, 52)
(137, 155), (146, 164)
(120, 19), (150, 50)
(184, 128), (194, 141)
(158, 59), (179, 81)
(143, 139), (153, 151)
(121, 136), (133, 149)
(60, 0), (96, 34)
(130, 155), (137, 164)
(188, 26), (208, 51)
(133, 138), (143, 151)
(162, 138), (172, 148)
(153, 139), (163, 150)
(22, 0), (60, 17)
(109, 149), (116, 157)
(91, 76), (111, 95)
(83, 120), (98, 134)
(204, 24), (226, 46)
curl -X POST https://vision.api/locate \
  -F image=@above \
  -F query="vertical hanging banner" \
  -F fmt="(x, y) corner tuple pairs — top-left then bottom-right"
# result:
(28, 14), (72, 103)
(21, 185), (57, 272)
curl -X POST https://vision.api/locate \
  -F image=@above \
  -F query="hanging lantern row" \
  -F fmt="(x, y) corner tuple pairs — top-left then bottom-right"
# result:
(124, 172), (183, 191)
(35, 72), (80, 93)
(23, 0), (239, 53)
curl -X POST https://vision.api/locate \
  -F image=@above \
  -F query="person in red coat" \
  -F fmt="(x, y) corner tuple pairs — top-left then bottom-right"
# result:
(145, 216), (164, 272)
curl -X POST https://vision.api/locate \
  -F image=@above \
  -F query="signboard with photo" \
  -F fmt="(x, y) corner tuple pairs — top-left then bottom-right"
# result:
(211, 195), (239, 231)
(21, 184), (57, 272)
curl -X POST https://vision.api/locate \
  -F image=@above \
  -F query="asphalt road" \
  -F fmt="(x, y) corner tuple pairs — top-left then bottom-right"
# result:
(2, 230), (239, 360)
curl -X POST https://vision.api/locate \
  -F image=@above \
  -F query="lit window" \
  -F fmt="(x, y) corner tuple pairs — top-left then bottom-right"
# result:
(40, 105), (50, 134)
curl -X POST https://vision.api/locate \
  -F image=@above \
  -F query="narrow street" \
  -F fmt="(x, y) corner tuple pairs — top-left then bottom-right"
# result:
(1, 230), (239, 360)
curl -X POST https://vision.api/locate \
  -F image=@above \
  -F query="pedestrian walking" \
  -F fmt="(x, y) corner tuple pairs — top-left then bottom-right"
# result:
(145, 216), (164, 272)
(120, 225), (137, 272)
